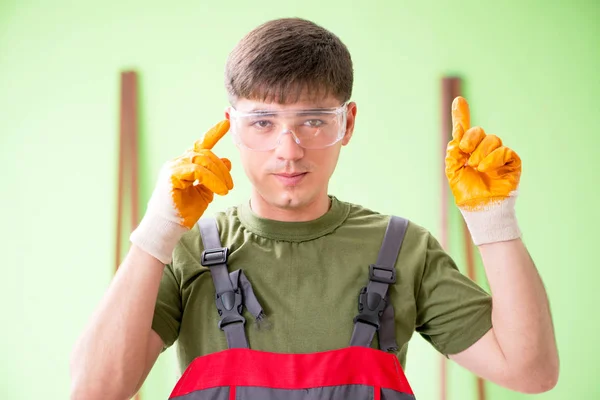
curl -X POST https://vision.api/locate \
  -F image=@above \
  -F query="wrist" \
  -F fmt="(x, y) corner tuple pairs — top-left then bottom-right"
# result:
(129, 212), (187, 264)
(459, 194), (521, 246)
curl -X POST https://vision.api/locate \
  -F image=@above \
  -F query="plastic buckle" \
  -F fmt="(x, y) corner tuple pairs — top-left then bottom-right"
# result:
(215, 289), (246, 330)
(353, 286), (386, 329)
(201, 247), (229, 267)
(369, 264), (396, 284)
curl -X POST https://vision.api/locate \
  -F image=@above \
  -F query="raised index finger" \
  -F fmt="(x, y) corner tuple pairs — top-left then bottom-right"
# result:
(193, 120), (230, 151)
(451, 96), (471, 140)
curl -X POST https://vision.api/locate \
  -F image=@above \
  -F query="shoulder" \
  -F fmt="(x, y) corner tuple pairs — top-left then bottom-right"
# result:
(169, 205), (243, 283)
(338, 198), (434, 247)
(172, 204), (244, 261)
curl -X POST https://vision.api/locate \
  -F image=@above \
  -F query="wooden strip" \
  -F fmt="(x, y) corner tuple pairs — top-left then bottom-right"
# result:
(116, 71), (138, 270)
(116, 70), (142, 400)
(440, 77), (486, 400)
(440, 77), (461, 251)
(115, 74), (127, 272)
(439, 76), (461, 400)
(126, 72), (139, 231)
(477, 376), (487, 400)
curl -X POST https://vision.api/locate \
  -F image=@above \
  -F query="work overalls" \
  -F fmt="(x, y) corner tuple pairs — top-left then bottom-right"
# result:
(168, 216), (416, 399)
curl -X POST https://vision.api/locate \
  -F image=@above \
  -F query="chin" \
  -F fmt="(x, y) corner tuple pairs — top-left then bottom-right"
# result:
(259, 185), (316, 210)
(274, 191), (311, 209)
(251, 171), (326, 212)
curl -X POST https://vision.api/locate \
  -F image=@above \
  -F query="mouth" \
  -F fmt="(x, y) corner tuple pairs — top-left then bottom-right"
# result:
(273, 172), (308, 186)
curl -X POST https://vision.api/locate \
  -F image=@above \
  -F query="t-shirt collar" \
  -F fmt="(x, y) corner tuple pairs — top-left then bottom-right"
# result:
(238, 196), (350, 242)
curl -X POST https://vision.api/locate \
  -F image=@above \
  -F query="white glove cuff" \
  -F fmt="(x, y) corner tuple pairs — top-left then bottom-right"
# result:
(130, 212), (188, 264)
(459, 193), (521, 246)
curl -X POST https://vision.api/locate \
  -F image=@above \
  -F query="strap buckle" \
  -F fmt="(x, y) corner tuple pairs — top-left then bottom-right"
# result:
(369, 264), (396, 284)
(353, 286), (387, 329)
(215, 289), (246, 330)
(201, 247), (229, 266)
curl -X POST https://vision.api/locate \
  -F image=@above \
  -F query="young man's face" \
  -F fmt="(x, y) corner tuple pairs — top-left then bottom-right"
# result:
(225, 94), (357, 214)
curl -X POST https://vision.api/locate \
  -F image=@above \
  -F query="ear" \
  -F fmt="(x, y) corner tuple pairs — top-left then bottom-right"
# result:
(342, 102), (357, 146)
(224, 106), (242, 149)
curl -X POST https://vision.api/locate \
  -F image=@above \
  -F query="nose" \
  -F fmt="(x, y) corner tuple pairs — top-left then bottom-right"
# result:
(274, 130), (304, 161)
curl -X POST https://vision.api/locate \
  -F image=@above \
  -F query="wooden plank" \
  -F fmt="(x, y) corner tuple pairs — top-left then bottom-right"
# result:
(115, 70), (142, 400)
(440, 76), (486, 400)
(439, 76), (460, 400)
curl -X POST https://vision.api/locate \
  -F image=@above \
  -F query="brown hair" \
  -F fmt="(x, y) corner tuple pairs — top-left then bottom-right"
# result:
(225, 18), (353, 105)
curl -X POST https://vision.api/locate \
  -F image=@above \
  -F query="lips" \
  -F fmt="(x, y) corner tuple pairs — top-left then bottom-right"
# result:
(273, 172), (308, 186)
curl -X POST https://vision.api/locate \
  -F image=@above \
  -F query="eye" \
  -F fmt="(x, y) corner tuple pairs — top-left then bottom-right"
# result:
(250, 120), (273, 129)
(304, 119), (324, 127)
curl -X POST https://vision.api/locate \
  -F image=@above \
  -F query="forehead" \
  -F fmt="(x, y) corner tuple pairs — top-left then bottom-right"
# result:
(234, 94), (342, 113)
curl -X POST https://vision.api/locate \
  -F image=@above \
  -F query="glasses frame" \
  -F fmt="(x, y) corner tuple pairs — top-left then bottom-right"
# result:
(228, 102), (349, 151)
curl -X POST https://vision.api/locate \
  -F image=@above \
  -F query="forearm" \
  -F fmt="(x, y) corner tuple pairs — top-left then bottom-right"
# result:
(70, 245), (164, 400)
(479, 238), (558, 381)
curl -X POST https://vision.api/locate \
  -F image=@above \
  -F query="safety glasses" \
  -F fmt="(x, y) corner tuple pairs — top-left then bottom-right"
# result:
(229, 103), (348, 151)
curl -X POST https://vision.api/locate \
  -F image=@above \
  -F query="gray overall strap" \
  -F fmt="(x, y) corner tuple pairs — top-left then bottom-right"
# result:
(198, 218), (249, 349)
(230, 269), (266, 322)
(379, 297), (399, 352)
(350, 215), (409, 350)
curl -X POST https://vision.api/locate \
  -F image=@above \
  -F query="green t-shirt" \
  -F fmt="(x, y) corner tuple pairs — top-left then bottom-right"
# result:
(152, 196), (492, 373)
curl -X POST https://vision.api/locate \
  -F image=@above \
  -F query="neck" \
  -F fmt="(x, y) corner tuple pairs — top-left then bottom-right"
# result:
(249, 191), (331, 222)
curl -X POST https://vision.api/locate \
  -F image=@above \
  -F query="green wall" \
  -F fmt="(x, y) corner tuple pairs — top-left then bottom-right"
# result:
(1, 0), (598, 398)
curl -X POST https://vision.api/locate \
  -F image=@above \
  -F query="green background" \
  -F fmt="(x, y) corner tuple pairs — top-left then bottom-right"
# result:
(1, 0), (598, 398)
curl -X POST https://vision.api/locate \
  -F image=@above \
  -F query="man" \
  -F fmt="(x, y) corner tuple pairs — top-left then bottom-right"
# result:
(70, 17), (559, 399)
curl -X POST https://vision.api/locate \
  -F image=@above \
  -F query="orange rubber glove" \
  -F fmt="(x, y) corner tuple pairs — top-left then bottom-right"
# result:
(445, 97), (522, 245)
(130, 120), (234, 263)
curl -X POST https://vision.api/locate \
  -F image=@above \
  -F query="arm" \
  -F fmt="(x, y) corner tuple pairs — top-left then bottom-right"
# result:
(444, 97), (558, 393)
(69, 245), (166, 400)
(70, 120), (234, 399)
(449, 239), (558, 393)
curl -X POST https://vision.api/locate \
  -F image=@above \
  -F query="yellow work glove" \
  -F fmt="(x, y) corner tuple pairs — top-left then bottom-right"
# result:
(445, 97), (522, 245)
(130, 120), (234, 263)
